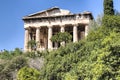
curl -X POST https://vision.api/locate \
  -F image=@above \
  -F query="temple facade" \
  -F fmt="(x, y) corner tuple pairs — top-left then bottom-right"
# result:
(23, 7), (93, 52)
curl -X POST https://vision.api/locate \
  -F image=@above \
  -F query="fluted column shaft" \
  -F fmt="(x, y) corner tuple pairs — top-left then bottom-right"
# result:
(36, 27), (40, 50)
(85, 25), (89, 37)
(61, 26), (65, 32)
(73, 25), (78, 42)
(60, 26), (65, 46)
(48, 26), (53, 50)
(24, 28), (29, 52)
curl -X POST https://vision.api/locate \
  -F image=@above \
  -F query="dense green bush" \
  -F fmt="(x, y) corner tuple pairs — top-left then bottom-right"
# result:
(24, 51), (43, 58)
(0, 56), (28, 80)
(0, 48), (23, 60)
(102, 15), (120, 29)
(0, 50), (12, 59)
(17, 66), (40, 80)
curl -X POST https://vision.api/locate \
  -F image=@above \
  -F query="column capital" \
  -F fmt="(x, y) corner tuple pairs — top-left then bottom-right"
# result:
(73, 24), (79, 26)
(60, 25), (65, 33)
(47, 25), (53, 28)
(85, 24), (89, 26)
(24, 27), (30, 30)
(36, 26), (41, 29)
(60, 24), (66, 27)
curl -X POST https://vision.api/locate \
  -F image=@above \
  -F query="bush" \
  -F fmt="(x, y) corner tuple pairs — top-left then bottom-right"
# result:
(17, 66), (40, 80)
(0, 50), (12, 59)
(0, 48), (23, 60)
(0, 56), (28, 80)
(102, 15), (120, 29)
(24, 51), (43, 58)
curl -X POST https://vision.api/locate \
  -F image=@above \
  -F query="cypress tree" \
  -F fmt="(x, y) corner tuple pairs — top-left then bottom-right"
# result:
(104, 0), (114, 15)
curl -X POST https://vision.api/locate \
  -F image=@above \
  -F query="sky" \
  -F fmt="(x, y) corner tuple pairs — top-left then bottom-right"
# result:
(0, 0), (120, 51)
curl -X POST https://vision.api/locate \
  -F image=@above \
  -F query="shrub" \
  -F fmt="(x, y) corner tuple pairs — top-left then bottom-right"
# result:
(0, 50), (12, 59)
(17, 66), (40, 80)
(102, 15), (120, 29)
(0, 56), (28, 80)
(0, 48), (23, 60)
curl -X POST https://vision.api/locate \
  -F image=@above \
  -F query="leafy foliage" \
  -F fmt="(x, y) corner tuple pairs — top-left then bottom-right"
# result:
(28, 40), (36, 51)
(0, 48), (23, 60)
(102, 15), (120, 29)
(51, 32), (72, 43)
(39, 15), (120, 80)
(104, 0), (114, 15)
(17, 66), (40, 80)
(0, 55), (28, 80)
(0, 48), (44, 80)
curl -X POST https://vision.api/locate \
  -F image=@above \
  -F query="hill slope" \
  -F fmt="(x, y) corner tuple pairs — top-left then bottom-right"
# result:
(39, 16), (120, 80)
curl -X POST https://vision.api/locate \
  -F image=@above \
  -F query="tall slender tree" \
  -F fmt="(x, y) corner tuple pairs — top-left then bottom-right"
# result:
(104, 0), (114, 15)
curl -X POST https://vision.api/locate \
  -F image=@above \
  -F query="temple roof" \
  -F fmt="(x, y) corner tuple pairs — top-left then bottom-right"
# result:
(24, 7), (71, 17)
(23, 7), (93, 20)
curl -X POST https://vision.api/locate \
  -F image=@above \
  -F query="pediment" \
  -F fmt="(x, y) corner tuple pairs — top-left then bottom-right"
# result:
(26, 7), (71, 17)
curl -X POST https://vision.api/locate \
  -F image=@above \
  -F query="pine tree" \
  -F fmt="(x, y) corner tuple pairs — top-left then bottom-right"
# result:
(104, 0), (114, 15)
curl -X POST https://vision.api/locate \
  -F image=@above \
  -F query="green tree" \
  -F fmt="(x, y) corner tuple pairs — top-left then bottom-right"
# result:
(51, 32), (72, 46)
(104, 0), (114, 15)
(51, 32), (72, 48)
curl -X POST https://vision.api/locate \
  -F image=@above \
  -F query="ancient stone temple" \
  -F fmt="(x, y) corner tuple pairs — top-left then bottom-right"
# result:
(23, 7), (93, 52)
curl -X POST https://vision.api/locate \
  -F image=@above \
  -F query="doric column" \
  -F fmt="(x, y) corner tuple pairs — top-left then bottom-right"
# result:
(85, 25), (89, 37)
(73, 24), (78, 42)
(60, 25), (65, 46)
(61, 26), (65, 32)
(28, 32), (32, 51)
(48, 26), (53, 50)
(24, 28), (29, 52)
(36, 27), (40, 50)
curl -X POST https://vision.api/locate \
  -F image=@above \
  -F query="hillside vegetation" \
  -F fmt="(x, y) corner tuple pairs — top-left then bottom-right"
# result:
(38, 15), (120, 80)
(0, 15), (120, 80)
